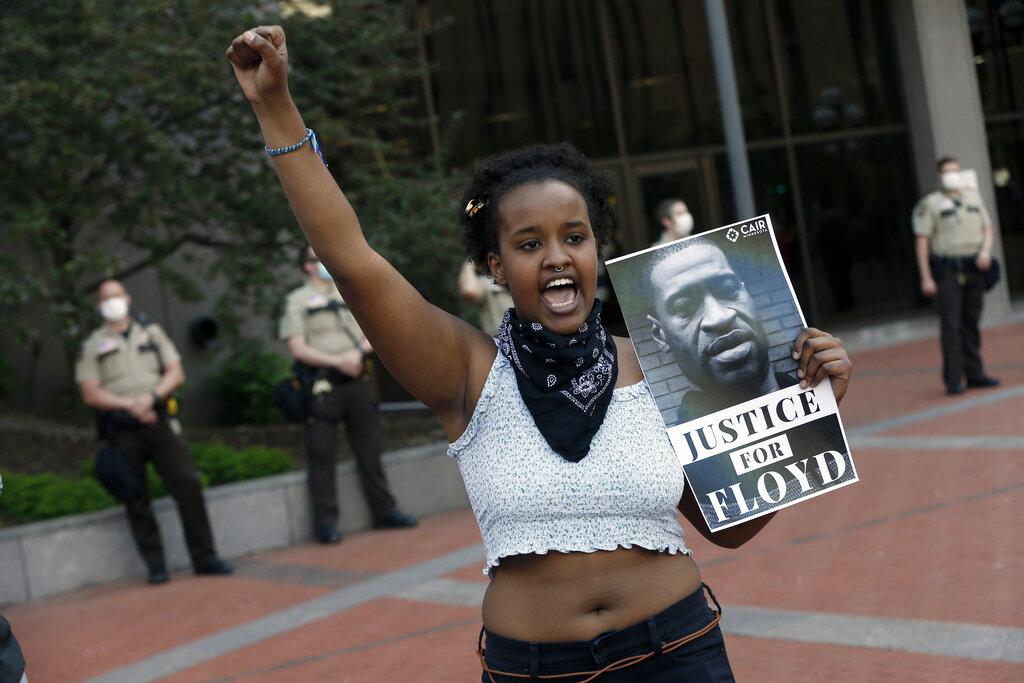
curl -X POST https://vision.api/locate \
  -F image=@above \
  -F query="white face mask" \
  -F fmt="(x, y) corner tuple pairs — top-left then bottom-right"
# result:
(316, 261), (333, 281)
(673, 212), (694, 237)
(941, 171), (963, 191)
(99, 296), (129, 322)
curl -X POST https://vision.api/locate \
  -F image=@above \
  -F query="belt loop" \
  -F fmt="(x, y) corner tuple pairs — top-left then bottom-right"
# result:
(646, 617), (664, 656)
(529, 642), (540, 680)
(703, 581), (723, 616)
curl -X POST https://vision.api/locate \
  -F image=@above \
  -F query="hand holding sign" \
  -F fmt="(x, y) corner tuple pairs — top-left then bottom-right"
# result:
(606, 214), (857, 533)
(792, 328), (851, 402)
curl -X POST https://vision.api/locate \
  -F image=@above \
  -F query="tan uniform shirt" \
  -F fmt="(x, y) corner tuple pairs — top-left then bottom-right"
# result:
(75, 322), (180, 397)
(279, 281), (364, 355)
(477, 275), (514, 337)
(912, 188), (990, 257)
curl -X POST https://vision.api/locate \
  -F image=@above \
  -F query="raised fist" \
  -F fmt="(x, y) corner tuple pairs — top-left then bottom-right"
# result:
(226, 26), (289, 106)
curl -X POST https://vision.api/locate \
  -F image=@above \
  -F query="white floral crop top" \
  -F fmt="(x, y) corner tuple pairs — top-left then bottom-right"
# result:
(448, 350), (691, 577)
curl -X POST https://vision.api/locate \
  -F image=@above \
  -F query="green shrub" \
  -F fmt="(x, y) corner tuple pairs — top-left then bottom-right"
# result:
(190, 441), (295, 486)
(208, 341), (292, 425)
(0, 469), (116, 522)
(1, 442), (293, 524)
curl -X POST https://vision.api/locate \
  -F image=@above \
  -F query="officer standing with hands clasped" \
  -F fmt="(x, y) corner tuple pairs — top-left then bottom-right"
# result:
(913, 156), (1001, 395)
(76, 280), (232, 584)
(281, 247), (416, 544)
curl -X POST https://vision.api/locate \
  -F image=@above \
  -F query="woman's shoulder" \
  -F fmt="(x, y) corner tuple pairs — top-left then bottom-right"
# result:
(612, 335), (644, 388)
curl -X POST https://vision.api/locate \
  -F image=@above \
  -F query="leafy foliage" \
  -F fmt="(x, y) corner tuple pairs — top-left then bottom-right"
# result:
(0, 469), (116, 523)
(207, 340), (292, 425)
(189, 441), (296, 486)
(0, 0), (464, 365)
(0, 441), (294, 524)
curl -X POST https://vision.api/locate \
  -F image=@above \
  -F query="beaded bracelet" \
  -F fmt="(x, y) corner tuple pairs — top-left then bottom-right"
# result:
(264, 128), (328, 167)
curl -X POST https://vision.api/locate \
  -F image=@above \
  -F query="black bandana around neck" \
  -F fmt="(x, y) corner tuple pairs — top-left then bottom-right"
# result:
(496, 300), (619, 463)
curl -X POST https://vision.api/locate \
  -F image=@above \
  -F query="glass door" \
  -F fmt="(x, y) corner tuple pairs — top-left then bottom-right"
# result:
(626, 156), (722, 251)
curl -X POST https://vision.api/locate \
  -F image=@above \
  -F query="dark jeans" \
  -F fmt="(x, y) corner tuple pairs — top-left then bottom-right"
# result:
(109, 422), (216, 570)
(480, 584), (735, 682)
(304, 372), (395, 530)
(933, 255), (986, 387)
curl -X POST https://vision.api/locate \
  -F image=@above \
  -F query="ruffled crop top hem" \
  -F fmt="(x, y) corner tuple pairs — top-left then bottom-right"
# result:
(484, 541), (692, 578)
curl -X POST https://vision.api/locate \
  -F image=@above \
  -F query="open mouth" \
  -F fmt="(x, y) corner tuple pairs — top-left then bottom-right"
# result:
(541, 276), (579, 311)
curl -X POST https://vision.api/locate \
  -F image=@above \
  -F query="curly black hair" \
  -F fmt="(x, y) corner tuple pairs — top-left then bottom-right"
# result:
(459, 143), (616, 274)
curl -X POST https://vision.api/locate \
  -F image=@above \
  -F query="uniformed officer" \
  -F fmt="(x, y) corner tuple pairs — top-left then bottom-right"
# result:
(652, 197), (695, 246)
(281, 246), (416, 544)
(76, 280), (232, 584)
(457, 261), (514, 336)
(913, 156), (1000, 395)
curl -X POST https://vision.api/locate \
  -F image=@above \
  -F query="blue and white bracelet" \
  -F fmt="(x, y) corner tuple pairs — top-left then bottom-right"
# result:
(264, 127), (328, 167)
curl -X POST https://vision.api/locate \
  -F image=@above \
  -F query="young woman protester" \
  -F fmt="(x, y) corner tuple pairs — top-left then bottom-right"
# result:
(227, 26), (852, 682)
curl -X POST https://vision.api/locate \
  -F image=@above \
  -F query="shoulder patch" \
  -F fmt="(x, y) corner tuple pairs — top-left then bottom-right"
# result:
(97, 338), (119, 355)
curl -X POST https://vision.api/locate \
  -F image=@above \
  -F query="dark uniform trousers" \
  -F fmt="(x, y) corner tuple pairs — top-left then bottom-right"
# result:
(933, 255), (986, 387)
(111, 422), (216, 569)
(305, 372), (395, 530)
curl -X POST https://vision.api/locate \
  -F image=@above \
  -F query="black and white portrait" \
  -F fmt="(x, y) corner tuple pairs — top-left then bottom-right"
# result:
(607, 216), (805, 428)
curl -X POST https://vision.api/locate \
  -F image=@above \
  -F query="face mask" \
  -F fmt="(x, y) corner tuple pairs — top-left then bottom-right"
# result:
(99, 296), (129, 322)
(941, 171), (962, 191)
(673, 212), (694, 237)
(316, 262), (332, 281)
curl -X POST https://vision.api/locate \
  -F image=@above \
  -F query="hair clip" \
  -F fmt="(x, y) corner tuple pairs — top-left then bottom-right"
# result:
(465, 199), (486, 219)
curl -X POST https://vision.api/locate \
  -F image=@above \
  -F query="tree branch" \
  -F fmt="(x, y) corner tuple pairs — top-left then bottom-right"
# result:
(78, 233), (287, 294)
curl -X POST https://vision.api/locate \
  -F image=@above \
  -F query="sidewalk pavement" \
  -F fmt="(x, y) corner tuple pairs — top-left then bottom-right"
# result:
(4, 322), (1024, 682)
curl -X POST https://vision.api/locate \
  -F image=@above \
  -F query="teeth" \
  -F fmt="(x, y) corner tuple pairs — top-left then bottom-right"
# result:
(545, 277), (574, 289)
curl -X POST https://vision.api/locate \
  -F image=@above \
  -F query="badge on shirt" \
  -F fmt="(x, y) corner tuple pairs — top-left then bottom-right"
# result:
(939, 198), (956, 212)
(312, 379), (333, 395)
(97, 338), (120, 357)
(307, 294), (328, 309)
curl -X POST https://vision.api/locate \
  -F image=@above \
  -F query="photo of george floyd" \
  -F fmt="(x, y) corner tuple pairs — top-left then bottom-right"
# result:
(607, 216), (804, 429)
(606, 215), (857, 532)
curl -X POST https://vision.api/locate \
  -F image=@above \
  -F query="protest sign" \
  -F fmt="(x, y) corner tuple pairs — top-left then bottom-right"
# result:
(605, 214), (857, 531)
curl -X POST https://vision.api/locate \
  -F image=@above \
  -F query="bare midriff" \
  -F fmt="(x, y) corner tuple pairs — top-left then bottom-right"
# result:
(481, 547), (702, 642)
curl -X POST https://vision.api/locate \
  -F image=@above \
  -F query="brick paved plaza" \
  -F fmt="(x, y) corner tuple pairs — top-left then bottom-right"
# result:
(4, 322), (1023, 682)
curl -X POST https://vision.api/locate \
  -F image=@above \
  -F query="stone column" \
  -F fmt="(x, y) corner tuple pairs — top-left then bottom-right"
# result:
(893, 0), (1011, 317)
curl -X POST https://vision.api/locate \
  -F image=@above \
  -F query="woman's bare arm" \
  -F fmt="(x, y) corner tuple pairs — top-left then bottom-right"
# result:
(679, 489), (775, 548)
(227, 26), (492, 426)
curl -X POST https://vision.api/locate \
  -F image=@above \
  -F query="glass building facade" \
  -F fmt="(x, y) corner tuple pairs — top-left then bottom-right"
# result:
(969, 0), (1024, 295)
(416, 0), (1013, 325)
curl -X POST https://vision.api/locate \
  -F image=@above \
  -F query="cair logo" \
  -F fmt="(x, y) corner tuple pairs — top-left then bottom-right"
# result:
(735, 218), (770, 239)
(726, 227), (740, 242)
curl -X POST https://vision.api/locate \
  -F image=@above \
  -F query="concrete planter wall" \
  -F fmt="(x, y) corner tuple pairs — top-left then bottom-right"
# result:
(0, 441), (467, 606)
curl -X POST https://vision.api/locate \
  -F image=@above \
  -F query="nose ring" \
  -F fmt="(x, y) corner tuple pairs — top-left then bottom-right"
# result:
(554, 265), (564, 272)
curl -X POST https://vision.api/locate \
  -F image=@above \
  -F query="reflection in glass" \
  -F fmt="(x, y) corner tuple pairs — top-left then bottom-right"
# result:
(968, 0), (1024, 116)
(795, 134), (917, 321)
(986, 121), (1024, 293)
(606, 0), (719, 152)
(424, 0), (617, 165)
(606, 0), (783, 153)
(725, 0), (785, 140)
(776, 0), (903, 134)
(716, 147), (806, 314)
